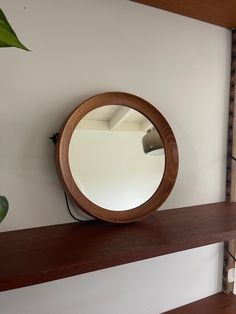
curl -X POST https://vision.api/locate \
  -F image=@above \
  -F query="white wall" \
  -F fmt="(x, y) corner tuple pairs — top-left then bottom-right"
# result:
(0, 0), (231, 312)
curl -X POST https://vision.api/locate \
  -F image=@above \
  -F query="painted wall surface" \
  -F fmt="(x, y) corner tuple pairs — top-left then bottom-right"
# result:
(0, 0), (231, 312)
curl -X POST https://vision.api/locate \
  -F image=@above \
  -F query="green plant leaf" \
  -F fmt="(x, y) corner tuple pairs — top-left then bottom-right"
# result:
(0, 196), (9, 223)
(0, 39), (10, 47)
(0, 8), (29, 50)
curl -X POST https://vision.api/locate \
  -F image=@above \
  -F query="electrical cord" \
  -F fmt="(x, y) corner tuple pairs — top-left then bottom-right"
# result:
(49, 132), (91, 223)
(230, 154), (236, 162)
(64, 192), (89, 223)
(227, 250), (236, 262)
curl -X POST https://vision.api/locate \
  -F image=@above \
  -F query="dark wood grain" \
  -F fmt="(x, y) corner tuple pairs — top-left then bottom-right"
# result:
(165, 292), (236, 313)
(131, 0), (236, 29)
(56, 92), (179, 223)
(1, 202), (236, 292)
(223, 30), (236, 294)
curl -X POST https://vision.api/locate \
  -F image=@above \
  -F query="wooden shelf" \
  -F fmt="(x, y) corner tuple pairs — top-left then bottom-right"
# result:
(1, 202), (236, 292)
(165, 292), (236, 313)
(131, 0), (236, 29)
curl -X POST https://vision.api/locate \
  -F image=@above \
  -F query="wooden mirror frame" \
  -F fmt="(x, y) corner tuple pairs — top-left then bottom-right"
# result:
(56, 92), (179, 223)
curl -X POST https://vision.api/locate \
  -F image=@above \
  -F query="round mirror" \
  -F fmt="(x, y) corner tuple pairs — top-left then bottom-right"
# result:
(69, 105), (165, 211)
(56, 92), (178, 223)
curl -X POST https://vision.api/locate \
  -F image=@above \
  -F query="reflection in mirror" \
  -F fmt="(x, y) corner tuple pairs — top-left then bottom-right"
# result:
(142, 128), (164, 155)
(69, 105), (165, 211)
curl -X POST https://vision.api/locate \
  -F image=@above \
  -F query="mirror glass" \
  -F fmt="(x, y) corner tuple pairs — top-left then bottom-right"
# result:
(69, 105), (165, 211)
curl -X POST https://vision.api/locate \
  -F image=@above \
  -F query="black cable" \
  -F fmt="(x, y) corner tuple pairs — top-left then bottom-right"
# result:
(50, 132), (91, 223)
(64, 192), (88, 223)
(230, 154), (236, 162)
(227, 250), (236, 262)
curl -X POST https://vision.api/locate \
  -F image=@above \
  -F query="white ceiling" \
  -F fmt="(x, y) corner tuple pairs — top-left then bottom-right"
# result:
(76, 105), (153, 132)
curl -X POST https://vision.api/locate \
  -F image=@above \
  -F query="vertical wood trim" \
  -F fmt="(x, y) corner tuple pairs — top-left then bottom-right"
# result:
(223, 240), (236, 294)
(223, 29), (236, 294)
(226, 30), (236, 202)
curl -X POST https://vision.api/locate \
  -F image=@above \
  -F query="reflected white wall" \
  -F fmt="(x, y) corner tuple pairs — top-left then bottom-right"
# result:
(69, 130), (165, 210)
